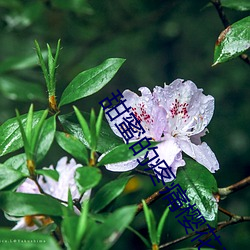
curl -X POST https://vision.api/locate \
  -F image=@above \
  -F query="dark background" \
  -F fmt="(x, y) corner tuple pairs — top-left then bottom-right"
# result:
(0, 0), (249, 249)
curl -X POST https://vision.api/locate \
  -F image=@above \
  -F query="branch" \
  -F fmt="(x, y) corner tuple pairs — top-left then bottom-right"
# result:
(159, 213), (250, 249)
(211, 0), (250, 66)
(134, 169), (156, 177)
(136, 186), (167, 215)
(194, 215), (250, 247)
(218, 176), (250, 200)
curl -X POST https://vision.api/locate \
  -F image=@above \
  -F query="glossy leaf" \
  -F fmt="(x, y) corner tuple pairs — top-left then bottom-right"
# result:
(59, 112), (123, 153)
(30, 109), (49, 158)
(142, 200), (157, 244)
(0, 164), (27, 190)
(0, 111), (44, 157)
(89, 109), (97, 150)
(83, 205), (137, 250)
(174, 158), (218, 226)
(213, 16), (250, 65)
(62, 201), (89, 250)
(96, 106), (104, 140)
(59, 58), (125, 106)
(73, 106), (91, 147)
(91, 176), (132, 213)
(75, 201), (89, 247)
(0, 228), (60, 250)
(0, 192), (65, 216)
(56, 131), (89, 165)
(157, 206), (169, 244)
(97, 141), (159, 166)
(0, 76), (46, 102)
(36, 169), (59, 181)
(4, 153), (28, 175)
(36, 116), (56, 162)
(62, 215), (80, 250)
(75, 167), (102, 194)
(221, 0), (250, 11)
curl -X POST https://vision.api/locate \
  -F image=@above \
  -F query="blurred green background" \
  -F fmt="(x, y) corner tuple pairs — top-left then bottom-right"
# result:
(0, 0), (249, 249)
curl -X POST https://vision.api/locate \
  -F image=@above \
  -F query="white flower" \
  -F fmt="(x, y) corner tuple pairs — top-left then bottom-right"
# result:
(153, 79), (219, 173)
(12, 157), (90, 231)
(101, 79), (219, 181)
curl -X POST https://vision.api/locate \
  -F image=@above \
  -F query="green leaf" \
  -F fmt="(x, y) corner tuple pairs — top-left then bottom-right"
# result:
(0, 111), (44, 157)
(15, 109), (30, 158)
(91, 176), (132, 213)
(59, 58), (125, 106)
(0, 192), (65, 216)
(174, 158), (218, 227)
(4, 154), (28, 175)
(25, 104), (34, 143)
(96, 106), (104, 140)
(73, 106), (91, 147)
(127, 226), (151, 248)
(30, 109), (49, 158)
(36, 169), (59, 181)
(36, 116), (56, 162)
(62, 215), (80, 250)
(83, 205), (137, 250)
(67, 188), (74, 213)
(62, 201), (89, 250)
(76, 200), (89, 248)
(35, 40), (50, 90)
(157, 207), (169, 244)
(56, 131), (89, 165)
(59, 112), (123, 153)
(97, 141), (159, 166)
(142, 200), (157, 244)
(90, 109), (97, 150)
(221, 0), (250, 11)
(0, 228), (60, 250)
(75, 167), (102, 194)
(0, 164), (27, 190)
(0, 76), (46, 102)
(213, 16), (250, 65)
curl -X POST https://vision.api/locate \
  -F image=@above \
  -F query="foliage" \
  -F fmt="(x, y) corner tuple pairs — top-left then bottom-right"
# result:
(0, 1), (249, 250)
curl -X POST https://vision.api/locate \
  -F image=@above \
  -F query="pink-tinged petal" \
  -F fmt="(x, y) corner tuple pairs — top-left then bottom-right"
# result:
(38, 165), (57, 195)
(149, 135), (185, 182)
(153, 79), (214, 136)
(190, 128), (208, 145)
(39, 157), (82, 201)
(16, 178), (40, 194)
(105, 88), (167, 142)
(105, 157), (143, 172)
(178, 139), (219, 173)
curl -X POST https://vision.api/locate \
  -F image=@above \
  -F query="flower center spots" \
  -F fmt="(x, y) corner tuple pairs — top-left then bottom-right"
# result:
(131, 103), (153, 124)
(170, 99), (190, 122)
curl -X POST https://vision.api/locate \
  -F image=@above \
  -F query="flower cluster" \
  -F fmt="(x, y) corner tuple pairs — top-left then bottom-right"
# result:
(11, 157), (90, 231)
(103, 79), (219, 180)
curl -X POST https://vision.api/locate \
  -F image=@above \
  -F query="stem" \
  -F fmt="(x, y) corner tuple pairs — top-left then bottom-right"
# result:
(218, 206), (235, 218)
(33, 178), (68, 204)
(136, 186), (167, 215)
(159, 215), (250, 249)
(218, 176), (250, 199)
(194, 215), (250, 247)
(134, 169), (156, 177)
